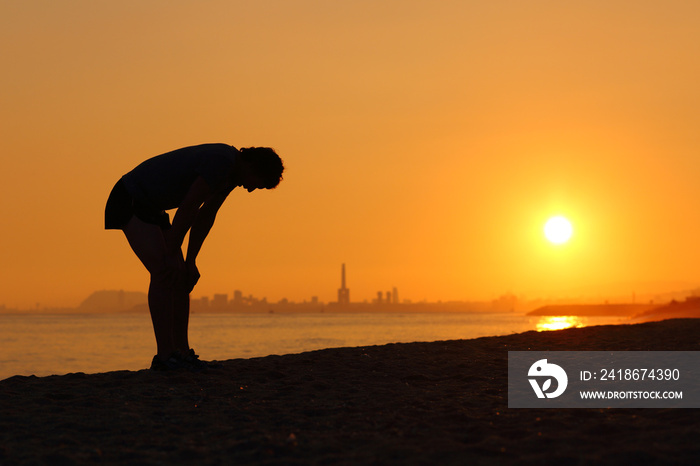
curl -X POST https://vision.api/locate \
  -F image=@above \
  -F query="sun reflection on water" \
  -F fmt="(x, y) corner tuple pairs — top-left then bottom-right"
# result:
(536, 316), (586, 332)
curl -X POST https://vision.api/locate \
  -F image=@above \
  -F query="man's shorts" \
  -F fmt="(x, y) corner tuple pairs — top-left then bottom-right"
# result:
(105, 179), (171, 230)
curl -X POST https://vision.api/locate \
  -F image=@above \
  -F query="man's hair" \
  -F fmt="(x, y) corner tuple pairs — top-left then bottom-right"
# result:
(239, 147), (284, 189)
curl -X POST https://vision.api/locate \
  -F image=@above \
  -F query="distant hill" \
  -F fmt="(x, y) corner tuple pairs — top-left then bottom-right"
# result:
(77, 290), (147, 313)
(527, 303), (658, 317)
(631, 297), (700, 322)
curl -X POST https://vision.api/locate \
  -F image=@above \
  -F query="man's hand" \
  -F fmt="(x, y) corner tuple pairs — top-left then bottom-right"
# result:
(160, 250), (188, 291)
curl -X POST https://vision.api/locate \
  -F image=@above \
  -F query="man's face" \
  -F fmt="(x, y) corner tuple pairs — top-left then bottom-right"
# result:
(242, 173), (265, 192)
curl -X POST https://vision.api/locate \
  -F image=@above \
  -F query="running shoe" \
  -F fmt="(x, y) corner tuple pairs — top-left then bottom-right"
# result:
(180, 348), (210, 371)
(150, 354), (186, 371)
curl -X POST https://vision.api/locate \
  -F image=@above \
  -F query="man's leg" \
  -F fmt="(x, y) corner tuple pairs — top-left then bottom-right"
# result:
(172, 253), (191, 354)
(123, 216), (182, 360)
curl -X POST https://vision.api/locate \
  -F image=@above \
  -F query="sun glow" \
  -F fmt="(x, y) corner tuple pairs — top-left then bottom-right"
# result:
(536, 316), (585, 332)
(544, 216), (573, 245)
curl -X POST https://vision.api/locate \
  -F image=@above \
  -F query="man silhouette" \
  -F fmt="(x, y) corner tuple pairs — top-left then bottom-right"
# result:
(105, 143), (284, 370)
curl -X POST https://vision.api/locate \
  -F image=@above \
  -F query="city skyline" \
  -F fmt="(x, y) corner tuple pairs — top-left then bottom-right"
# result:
(4, 260), (699, 314)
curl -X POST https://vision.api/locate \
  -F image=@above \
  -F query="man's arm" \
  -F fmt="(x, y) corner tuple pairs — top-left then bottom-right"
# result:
(164, 176), (212, 252)
(185, 190), (228, 264)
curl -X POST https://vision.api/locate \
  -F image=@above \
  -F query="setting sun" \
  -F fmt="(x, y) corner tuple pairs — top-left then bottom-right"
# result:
(544, 216), (573, 245)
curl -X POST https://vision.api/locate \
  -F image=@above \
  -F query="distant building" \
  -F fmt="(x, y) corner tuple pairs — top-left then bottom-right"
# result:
(191, 296), (209, 313)
(212, 293), (228, 310)
(375, 291), (384, 305)
(337, 263), (350, 305)
(233, 290), (243, 306)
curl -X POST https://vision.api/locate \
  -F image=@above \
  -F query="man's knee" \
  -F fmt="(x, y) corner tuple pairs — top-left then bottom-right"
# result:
(150, 264), (188, 291)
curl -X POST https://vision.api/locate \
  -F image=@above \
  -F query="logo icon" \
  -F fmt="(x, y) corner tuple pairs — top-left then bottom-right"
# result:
(528, 359), (568, 398)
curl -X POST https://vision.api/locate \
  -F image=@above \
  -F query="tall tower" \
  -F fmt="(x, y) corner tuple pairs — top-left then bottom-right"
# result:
(337, 263), (350, 305)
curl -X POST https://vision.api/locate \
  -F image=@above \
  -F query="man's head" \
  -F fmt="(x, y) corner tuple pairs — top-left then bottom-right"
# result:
(238, 147), (284, 191)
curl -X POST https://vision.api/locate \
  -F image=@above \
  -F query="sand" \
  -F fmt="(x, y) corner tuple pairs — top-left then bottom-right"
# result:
(1, 318), (699, 465)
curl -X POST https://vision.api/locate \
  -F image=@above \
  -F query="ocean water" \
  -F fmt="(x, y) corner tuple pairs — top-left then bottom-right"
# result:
(0, 312), (627, 380)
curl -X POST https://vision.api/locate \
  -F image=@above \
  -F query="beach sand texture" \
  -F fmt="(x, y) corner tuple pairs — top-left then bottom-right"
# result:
(1, 318), (699, 465)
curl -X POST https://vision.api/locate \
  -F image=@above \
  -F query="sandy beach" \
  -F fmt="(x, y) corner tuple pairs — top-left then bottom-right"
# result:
(1, 318), (699, 465)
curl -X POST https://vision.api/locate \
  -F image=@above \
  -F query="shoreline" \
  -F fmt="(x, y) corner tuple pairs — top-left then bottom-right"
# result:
(0, 312), (626, 381)
(1, 318), (699, 464)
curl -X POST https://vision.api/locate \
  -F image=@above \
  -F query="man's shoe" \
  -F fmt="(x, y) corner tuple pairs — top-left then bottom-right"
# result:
(182, 348), (223, 370)
(150, 354), (186, 371)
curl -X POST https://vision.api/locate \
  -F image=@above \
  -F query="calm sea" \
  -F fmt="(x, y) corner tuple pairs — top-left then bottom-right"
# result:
(0, 312), (627, 380)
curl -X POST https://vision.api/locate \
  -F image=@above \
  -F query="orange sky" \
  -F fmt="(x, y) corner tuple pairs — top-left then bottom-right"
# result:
(2, 1), (700, 308)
